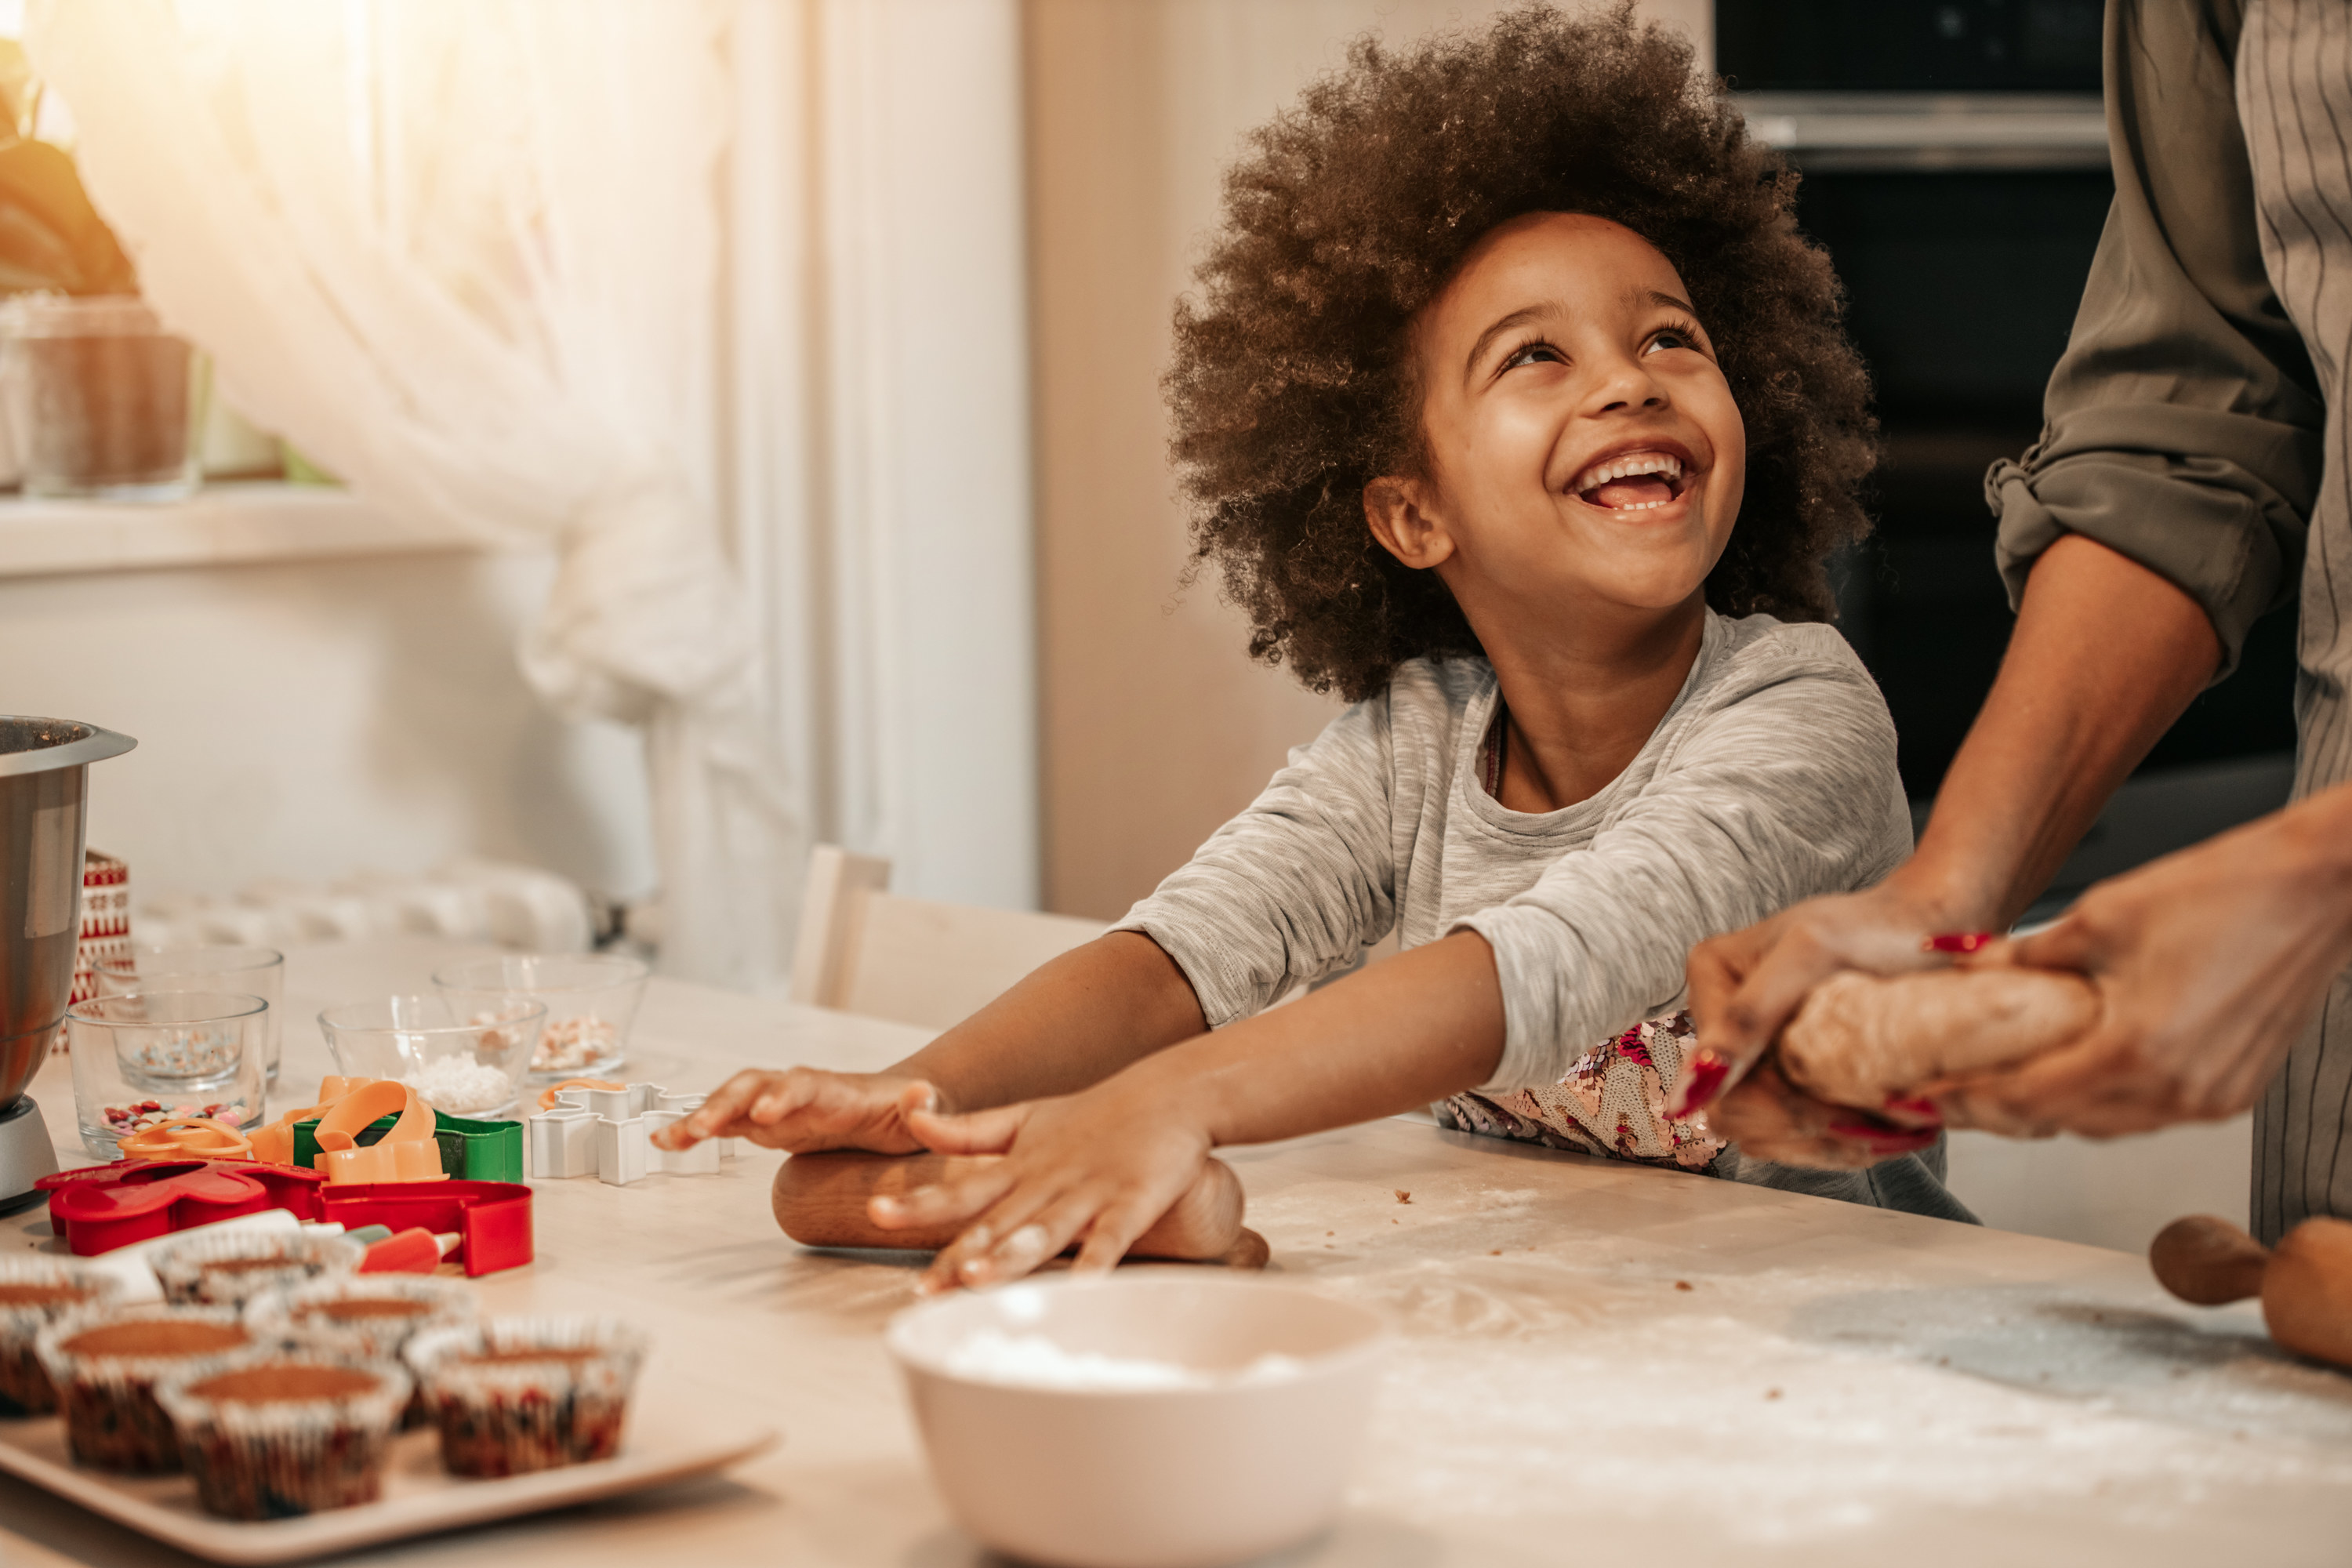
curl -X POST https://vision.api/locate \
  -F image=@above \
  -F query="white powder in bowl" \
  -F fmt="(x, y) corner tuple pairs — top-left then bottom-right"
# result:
(402, 1056), (517, 1116)
(938, 1328), (1307, 1392)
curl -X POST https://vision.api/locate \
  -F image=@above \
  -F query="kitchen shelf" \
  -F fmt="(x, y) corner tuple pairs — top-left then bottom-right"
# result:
(0, 481), (490, 579)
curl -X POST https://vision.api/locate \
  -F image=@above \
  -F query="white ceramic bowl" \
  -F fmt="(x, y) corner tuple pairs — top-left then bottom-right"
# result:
(887, 1272), (1388, 1568)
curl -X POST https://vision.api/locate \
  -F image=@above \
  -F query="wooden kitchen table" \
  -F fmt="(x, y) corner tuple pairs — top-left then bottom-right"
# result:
(5, 939), (2351, 1567)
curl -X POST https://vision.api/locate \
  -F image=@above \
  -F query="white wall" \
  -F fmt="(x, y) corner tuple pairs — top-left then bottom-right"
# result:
(0, 547), (655, 904)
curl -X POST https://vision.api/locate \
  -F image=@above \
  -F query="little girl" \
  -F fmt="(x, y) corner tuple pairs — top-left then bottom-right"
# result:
(662, 4), (1969, 1285)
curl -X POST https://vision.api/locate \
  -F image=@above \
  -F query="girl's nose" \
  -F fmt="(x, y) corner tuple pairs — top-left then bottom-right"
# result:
(1584, 352), (1668, 415)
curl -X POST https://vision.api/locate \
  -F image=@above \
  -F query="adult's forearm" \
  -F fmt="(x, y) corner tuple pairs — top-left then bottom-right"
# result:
(891, 931), (1208, 1112)
(1123, 930), (1506, 1149)
(1899, 535), (2220, 930)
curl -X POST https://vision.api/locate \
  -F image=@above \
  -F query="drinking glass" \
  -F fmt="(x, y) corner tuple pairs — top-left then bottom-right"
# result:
(318, 996), (546, 1119)
(67, 991), (267, 1161)
(432, 953), (648, 1080)
(99, 945), (285, 1085)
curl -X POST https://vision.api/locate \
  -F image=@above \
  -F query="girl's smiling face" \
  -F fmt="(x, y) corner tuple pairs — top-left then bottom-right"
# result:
(1366, 212), (1745, 630)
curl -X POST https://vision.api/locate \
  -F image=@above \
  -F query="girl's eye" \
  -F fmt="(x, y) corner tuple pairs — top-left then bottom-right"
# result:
(1648, 323), (1704, 354)
(1502, 340), (1565, 371)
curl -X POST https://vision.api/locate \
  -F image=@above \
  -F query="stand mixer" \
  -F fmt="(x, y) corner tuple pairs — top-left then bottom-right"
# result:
(1, 716), (135, 1214)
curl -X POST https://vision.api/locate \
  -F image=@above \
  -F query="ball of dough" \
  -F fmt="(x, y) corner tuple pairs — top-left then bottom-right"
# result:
(1779, 966), (2100, 1111)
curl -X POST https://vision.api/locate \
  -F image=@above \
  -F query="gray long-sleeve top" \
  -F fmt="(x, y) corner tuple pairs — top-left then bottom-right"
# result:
(1114, 612), (1913, 1090)
(1987, 0), (2324, 676)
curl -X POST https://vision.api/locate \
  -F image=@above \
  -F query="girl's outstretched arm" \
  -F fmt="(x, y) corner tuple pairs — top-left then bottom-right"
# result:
(872, 930), (1505, 1292)
(659, 931), (1208, 1153)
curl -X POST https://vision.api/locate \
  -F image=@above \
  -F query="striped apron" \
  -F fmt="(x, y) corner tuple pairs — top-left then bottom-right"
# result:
(2241, 0), (2352, 1241)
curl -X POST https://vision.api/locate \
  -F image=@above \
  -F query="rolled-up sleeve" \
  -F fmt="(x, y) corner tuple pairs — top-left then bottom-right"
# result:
(1987, 0), (2322, 679)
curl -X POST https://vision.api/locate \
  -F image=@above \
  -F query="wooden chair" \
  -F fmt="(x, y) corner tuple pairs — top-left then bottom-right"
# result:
(788, 845), (1108, 1030)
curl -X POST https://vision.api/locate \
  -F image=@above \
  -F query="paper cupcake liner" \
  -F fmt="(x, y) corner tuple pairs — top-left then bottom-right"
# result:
(245, 1276), (475, 1428)
(405, 1315), (645, 1477)
(154, 1349), (411, 1520)
(34, 1304), (253, 1472)
(149, 1230), (361, 1308)
(0, 1258), (125, 1417)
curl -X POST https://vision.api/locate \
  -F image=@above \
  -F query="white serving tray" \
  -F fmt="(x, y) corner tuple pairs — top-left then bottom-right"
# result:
(0, 1382), (778, 1565)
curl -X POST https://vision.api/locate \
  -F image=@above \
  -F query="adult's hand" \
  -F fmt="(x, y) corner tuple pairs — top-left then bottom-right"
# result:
(1930, 787), (2352, 1138)
(1675, 875), (1961, 1118)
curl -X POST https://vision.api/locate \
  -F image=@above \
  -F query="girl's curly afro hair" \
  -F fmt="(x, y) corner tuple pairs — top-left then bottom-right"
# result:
(1166, 2), (1877, 702)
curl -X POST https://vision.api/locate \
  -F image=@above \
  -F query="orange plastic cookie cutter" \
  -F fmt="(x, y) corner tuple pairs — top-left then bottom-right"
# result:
(248, 1075), (376, 1166)
(313, 1079), (444, 1184)
(538, 1077), (626, 1112)
(114, 1117), (254, 1162)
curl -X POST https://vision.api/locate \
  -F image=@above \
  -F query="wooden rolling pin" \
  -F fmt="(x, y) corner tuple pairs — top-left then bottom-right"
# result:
(1778, 966), (2100, 1110)
(771, 1150), (1270, 1269)
(2150, 1214), (2352, 1367)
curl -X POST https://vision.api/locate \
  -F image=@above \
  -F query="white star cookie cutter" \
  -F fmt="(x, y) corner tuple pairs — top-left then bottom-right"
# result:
(526, 1080), (740, 1187)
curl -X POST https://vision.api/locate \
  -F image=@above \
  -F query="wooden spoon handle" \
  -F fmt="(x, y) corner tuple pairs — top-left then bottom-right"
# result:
(771, 1149), (1250, 1262)
(2151, 1214), (2270, 1305)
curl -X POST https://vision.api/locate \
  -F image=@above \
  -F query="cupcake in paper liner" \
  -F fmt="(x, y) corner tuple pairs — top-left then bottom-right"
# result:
(405, 1316), (646, 1477)
(155, 1349), (411, 1519)
(34, 1303), (253, 1472)
(246, 1276), (474, 1428)
(150, 1230), (362, 1308)
(0, 1258), (124, 1417)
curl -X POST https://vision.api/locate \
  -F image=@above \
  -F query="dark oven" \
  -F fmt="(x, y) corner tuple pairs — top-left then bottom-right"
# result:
(1718, 0), (2298, 918)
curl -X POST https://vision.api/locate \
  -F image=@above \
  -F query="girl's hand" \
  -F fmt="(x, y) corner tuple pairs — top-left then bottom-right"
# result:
(1929, 800), (2352, 1138)
(652, 1066), (936, 1155)
(1703, 1054), (1940, 1169)
(871, 1083), (1222, 1293)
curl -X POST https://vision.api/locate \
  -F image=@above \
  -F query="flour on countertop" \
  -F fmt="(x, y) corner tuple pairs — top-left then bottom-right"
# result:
(1230, 1175), (2352, 1544)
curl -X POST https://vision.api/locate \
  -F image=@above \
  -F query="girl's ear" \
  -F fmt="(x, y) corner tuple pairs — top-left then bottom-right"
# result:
(1363, 474), (1456, 570)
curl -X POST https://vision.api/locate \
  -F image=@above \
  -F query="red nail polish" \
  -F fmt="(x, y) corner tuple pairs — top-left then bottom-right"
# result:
(1827, 1116), (1935, 1148)
(1670, 1051), (1730, 1117)
(1882, 1094), (1942, 1123)
(1923, 931), (1996, 954)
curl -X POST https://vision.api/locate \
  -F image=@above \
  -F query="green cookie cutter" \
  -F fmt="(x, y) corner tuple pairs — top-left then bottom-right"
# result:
(289, 1109), (524, 1185)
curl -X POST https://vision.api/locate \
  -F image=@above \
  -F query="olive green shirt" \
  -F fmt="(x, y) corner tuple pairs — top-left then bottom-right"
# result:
(1987, 0), (2324, 680)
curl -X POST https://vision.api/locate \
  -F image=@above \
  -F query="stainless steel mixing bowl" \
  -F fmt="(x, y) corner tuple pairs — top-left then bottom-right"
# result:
(0, 717), (135, 1109)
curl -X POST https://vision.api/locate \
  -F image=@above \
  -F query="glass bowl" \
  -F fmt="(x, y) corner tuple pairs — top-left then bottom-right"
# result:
(431, 954), (648, 1080)
(66, 991), (268, 1161)
(96, 945), (285, 1085)
(317, 996), (546, 1119)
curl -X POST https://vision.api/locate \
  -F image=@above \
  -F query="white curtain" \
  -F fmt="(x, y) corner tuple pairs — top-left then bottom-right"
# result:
(27, 0), (803, 986)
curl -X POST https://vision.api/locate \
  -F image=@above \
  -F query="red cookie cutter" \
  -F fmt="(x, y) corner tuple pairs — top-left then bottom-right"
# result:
(36, 1159), (326, 1256)
(35, 1162), (534, 1276)
(318, 1181), (532, 1277)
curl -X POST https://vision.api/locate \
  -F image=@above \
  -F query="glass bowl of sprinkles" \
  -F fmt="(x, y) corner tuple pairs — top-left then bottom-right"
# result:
(432, 953), (648, 1080)
(66, 992), (269, 1161)
(318, 995), (546, 1118)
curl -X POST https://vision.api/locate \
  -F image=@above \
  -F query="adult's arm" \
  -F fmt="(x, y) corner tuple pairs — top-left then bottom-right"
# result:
(1677, 0), (2325, 1138)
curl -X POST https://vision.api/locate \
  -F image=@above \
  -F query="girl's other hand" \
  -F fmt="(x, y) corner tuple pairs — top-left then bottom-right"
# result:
(1703, 1054), (1940, 1169)
(652, 1066), (936, 1155)
(871, 1083), (1225, 1293)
